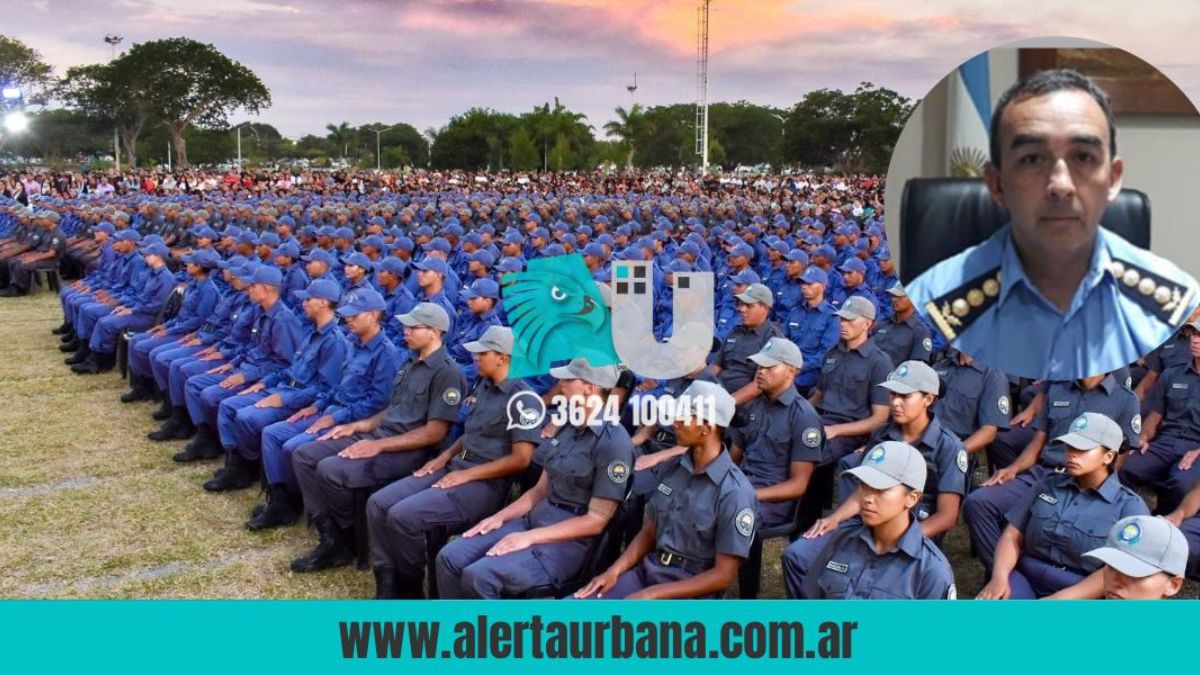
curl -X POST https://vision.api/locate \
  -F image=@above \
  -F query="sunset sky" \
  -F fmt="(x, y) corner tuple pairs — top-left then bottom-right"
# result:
(8, 0), (1200, 138)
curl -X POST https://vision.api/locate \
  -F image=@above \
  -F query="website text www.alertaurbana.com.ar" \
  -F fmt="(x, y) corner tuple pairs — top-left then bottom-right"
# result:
(339, 615), (859, 660)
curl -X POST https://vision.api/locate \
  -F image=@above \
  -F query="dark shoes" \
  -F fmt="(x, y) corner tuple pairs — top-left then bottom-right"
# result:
(289, 516), (354, 573)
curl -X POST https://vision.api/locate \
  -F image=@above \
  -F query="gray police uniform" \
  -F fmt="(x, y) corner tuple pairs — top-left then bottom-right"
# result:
(715, 320), (781, 393)
(815, 339), (893, 459)
(869, 312), (933, 367)
(291, 345), (465, 531)
(598, 450), (758, 598)
(799, 515), (955, 599)
(930, 354), (1011, 442)
(435, 420), (634, 599)
(365, 376), (543, 576)
(728, 386), (825, 527)
(1121, 361), (1200, 513)
(965, 374), (1140, 568)
(1003, 472), (1148, 598)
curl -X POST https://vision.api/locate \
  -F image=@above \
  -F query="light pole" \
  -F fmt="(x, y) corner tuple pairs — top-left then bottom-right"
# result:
(104, 35), (123, 171)
(233, 122), (260, 169)
(371, 123), (402, 171)
(771, 113), (786, 170)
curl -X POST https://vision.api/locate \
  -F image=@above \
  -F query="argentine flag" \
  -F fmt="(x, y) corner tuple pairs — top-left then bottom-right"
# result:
(947, 52), (991, 177)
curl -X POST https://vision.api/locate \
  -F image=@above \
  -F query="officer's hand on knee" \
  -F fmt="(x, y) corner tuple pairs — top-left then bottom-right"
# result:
(433, 470), (470, 489)
(289, 406), (318, 423)
(415, 456), (448, 478)
(977, 577), (1010, 600)
(1180, 448), (1200, 471)
(487, 531), (533, 557)
(314, 419), (346, 438)
(805, 516), (839, 539)
(464, 515), (503, 538)
(575, 568), (620, 599)
(982, 466), (1016, 487)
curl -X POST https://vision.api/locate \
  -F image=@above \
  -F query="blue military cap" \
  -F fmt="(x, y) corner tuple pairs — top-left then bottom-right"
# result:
(182, 248), (221, 269)
(193, 226), (217, 239)
(317, 225), (336, 237)
(770, 240), (791, 254)
(496, 257), (523, 274)
(236, 232), (257, 245)
(393, 236), (414, 251)
(256, 232), (281, 247)
(425, 237), (451, 254)
(415, 224), (435, 237)
(377, 257), (407, 277)
(95, 222), (116, 235)
(594, 215), (609, 225)
(543, 243), (567, 257)
(551, 220), (569, 233)
(342, 252), (373, 270)
(577, 225), (593, 236)
(502, 231), (525, 245)
(279, 215), (297, 227)
(615, 224), (633, 237)
(478, 223), (496, 235)
(469, 249), (496, 266)
(234, 262), (260, 280)
(334, 227), (355, 240)
(301, 249), (335, 265)
(361, 234), (386, 250)
(839, 258), (867, 274)
(143, 233), (165, 244)
(463, 232), (483, 247)
(250, 266), (283, 287)
(336, 287), (388, 317)
(222, 226), (243, 238)
(678, 241), (701, 257)
(531, 227), (550, 240)
(140, 242), (170, 258)
(730, 242), (754, 259)
(218, 254), (248, 270)
(582, 243), (606, 258)
(596, 233), (616, 247)
(854, 238), (870, 252)
(800, 267), (828, 286)
(369, 216), (386, 227)
(785, 248), (810, 264)
(460, 278), (500, 301)
(560, 232), (578, 247)
(294, 278), (342, 303)
(813, 244), (836, 260)
(731, 269), (761, 285)
(667, 260), (693, 274)
(414, 257), (448, 276)
(523, 213), (542, 224)
(273, 242), (301, 259)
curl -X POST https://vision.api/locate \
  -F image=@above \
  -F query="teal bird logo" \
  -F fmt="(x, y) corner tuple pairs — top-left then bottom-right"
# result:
(502, 254), (618, 378)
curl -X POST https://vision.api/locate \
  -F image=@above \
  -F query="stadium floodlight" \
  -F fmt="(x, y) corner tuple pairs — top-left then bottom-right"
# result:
(1, 87), (21, 101)
(4, 111), (28, 133)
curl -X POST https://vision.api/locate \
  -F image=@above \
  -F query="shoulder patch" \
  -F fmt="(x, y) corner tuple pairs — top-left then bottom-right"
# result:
(998, 396), (1010, 416)
(922, 336), (933, 352)
(803, 427), (822, 448)
(735, 507), (756, 537)
(956, 449), (968, 473)
(441, 387), (461, 405)
(923, 267), (1001, 341)
(607, 460), (630, 483)
(1108, 259), (1196, 327)
(1131, 414), (1142, 435)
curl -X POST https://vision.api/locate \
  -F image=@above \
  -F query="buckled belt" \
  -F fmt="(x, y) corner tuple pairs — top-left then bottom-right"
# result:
(458, 447), (486, 464)
(654, 549), (710, 574)
(548, 499), (588, 516)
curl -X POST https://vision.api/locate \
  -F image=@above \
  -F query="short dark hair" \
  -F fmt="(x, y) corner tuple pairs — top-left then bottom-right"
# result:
(989, 68), (1117, 167)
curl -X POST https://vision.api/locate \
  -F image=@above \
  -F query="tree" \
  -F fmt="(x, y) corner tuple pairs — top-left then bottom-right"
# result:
(57, 62), (154, 167)
(523, 98), (592, 170)
(507, 126), (538, 170)
(603, 103), (645, 169)
(122, 38), (270, 167)
(781, 83), (912, 173)
(0, 35), (53, 103)
(325, 121), (352, 158)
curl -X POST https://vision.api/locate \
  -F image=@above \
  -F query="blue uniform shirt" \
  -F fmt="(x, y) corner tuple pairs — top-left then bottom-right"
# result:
(1032, 374), (1141, 468)
(231, 301), (305, 382)
(647, 450), (759, 564)
(1145, 362), (1200, 443)
(164, 277), (221, 335)
(1006, 472), (1148, 573)
(816, 339), (893, 421)
(930, 355), (1011, 439)
(870, 312), (933, 366)
(318, 330), (400, 424)
(784, 300), (840, 389)
(803, 515), (955, 599)
(907, 224), (1200, 380)
(260, 319), (349, 408)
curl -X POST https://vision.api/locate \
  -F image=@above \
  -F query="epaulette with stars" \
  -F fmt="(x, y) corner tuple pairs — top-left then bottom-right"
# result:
(922, 267), (1002, 341)
(1108, 258), (1195, 327)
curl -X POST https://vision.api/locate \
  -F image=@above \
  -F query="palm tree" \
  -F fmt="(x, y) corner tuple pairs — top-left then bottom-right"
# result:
(604, 103), (644, 169)
(528, 98), (590, 171)
(324, 121), (352, 159)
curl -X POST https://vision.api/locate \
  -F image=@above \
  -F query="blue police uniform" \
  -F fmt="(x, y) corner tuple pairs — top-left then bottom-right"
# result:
(906, 224), (1200, 381)
(965, 374), (1140, 568)
(930, 354), (1011, 442)
(292, 344), (465, 533)
(449, 309), (501, 386)
(366, 376), (544, 584)
(784, 300), (840, 392)
(127, 275), (221, 380)
(870, 312), (933, 367)
(259, 329), (399, 492)
(728, 386), (825, 527)
(435, 420), (634, 598)
(798, 514), (955, 599)
(596, 450), (758, 598)
(815, 339), (893, 459)
(1122, 361), (1200, 513)
(88, 263), (176, 356)
(714, 320), (781, 393)
(1002, 472), (1148, 598)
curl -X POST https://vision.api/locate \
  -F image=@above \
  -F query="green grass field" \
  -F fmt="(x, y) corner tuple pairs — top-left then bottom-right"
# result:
(1, 292), (1193, 599)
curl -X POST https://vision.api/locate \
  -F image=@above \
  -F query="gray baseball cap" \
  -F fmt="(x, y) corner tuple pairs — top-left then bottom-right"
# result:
(549, 357), (620, 389)
(735, 282), (775, 308)
(676, 380), (736, 428)
(844, 440), (927, 492)
(397, 302), (451, 332)
(463, 325), (514, 355)
(834, 295), (876, 321)
(1053, 412), (1124, 452)
(1084, 515), (1189, 578)
(748, 337), (804, 369)
(878, 360), (940, 395)
(886, 282), (908, 297)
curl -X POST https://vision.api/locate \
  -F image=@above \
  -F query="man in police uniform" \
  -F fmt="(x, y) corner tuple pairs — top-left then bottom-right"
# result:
(289, 302), (465, 573)
(930, 349), (1011, 458)
(870, 283), (933, 367)
(906, 69), (1200, 381)
(711, 283), (781, 404)
(809, 296), (893, 460)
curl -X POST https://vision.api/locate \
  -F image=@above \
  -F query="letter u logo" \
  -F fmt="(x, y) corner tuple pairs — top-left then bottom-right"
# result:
(610, 261), (714, 380)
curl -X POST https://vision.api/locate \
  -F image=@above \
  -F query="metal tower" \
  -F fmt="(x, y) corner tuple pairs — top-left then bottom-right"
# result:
(695, 0), (710, 173)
